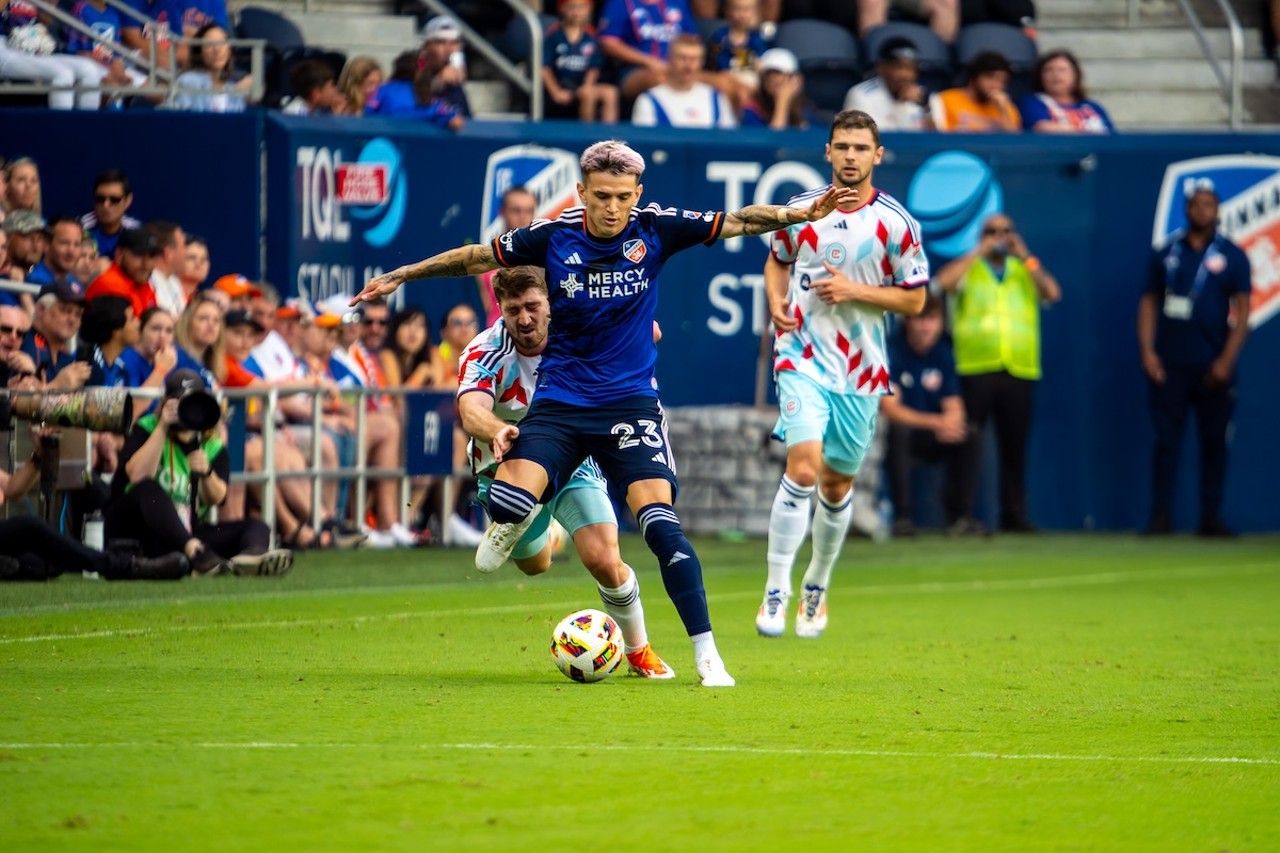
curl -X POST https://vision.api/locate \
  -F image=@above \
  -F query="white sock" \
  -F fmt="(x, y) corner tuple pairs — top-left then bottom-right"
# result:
(690, 630), (719, 662)
(802, 491), (853, 591)
(597, 566), (647, 652)
(766, 475), (814, 597)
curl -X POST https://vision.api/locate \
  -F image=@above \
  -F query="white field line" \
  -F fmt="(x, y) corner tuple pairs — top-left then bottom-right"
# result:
(2, 556), (1276, 619)
(0, 740), (1275, 767)
(2, 561), (1276, 646)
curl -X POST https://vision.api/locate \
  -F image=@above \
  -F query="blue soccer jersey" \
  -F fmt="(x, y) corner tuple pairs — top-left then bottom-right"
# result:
(490, 203), (724, 406)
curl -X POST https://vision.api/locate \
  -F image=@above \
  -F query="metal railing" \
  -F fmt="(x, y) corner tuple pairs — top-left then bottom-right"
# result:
(1, 383), (467, 548)
(419, 0), (544, 120)
(1124, 0), (1245, 130)
(0, 0), (267, 106)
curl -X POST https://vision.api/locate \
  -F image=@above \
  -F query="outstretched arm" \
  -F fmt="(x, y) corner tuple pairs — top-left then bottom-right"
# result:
(352, 243), (500, 305)
(719, 185), (858, 240)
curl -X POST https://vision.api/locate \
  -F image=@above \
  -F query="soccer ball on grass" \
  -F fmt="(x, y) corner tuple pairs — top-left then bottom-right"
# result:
(550, 608), (623, 683)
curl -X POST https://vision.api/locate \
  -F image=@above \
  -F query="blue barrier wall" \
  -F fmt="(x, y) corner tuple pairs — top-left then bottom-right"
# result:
(20, 110), (1280, 532)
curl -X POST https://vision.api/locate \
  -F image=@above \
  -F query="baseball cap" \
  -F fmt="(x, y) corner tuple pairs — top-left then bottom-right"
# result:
(1183, 176), (1218, 200)
(757, 48), (798, 75)
(213, 274), (261, 299)
(39, 275), (87, 304)
(117, 228), (161, 256)
(276, 298), (304, 320)
(878, 37), (919, 63)
(224, 309), (265, 332)
(421, 14), (461, 42)
(164, 367), (206, 398)
(3, 209), (47, 235)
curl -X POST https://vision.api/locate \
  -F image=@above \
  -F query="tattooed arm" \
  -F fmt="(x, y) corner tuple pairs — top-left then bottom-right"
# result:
(352, 243), (499, 305)
(718, 185), (858, 240)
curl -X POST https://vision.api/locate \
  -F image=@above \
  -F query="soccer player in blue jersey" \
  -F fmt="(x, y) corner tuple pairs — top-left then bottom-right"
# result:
(353, 139), (854, 687)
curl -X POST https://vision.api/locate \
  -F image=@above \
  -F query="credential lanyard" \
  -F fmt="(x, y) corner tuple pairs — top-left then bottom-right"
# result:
(1166, 236), (1221, 303)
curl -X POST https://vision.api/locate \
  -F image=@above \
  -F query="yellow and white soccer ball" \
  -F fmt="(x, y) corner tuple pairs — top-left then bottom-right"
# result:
(550, 608), (624, 683)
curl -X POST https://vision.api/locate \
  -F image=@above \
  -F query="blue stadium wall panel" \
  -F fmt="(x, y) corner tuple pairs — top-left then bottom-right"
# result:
(18, 110), (1280, 532)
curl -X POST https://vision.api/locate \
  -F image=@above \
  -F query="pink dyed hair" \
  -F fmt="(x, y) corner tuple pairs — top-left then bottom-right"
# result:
(579, 140), (645, 179)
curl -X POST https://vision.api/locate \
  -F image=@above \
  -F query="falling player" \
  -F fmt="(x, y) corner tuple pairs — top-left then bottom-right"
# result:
(456, 265), (674, 679)
(757, 109), (929, 639)
(353, 138), (855, 687)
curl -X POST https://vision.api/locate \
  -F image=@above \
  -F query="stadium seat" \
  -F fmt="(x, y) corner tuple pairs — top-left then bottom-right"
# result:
(697, 17), (726, 44)
(800, 58), (861, 123)
(500, 13), (558, 65)
(235, 6), (305, 52)
(955, 22), (1037, 74)
(862, 21), (954, 90)
(774, 18), (861, 68)
(235, 7), (307, 107)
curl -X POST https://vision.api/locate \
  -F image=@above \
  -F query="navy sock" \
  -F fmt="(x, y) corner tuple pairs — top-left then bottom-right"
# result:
(486, 481), (537, 525)
(637, 503), (711, 636)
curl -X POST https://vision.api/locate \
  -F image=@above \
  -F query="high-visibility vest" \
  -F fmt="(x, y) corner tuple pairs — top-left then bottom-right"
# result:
(951, 257), (1042, 380)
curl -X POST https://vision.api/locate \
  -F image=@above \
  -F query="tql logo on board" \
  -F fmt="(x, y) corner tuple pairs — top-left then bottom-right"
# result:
(1152, 155), (1280, 329)
(480, 144), (581, 244)
(297, 137), (406, 248)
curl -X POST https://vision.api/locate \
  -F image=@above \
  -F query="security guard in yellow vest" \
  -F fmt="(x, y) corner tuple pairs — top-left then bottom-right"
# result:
(936, 213), (1061, 532)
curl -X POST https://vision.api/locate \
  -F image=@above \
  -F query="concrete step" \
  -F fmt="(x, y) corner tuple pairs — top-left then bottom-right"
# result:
(287, 11), (415, 70)
(1038, 27), (1267, 60)
(1089, 87), (1248, 128)
(1082, 57), (1277, 90)
(1033, 0), (1183, 28)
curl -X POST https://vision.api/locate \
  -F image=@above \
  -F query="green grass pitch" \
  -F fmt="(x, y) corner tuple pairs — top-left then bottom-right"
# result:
(2, 534), (1278, 851)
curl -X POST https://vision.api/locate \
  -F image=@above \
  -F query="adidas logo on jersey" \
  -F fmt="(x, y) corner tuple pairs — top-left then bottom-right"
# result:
(651, 452), (666, 464)
(667, 551), (690, 566)
(563, 251), (583, 265)
(834, 220), (848, 230)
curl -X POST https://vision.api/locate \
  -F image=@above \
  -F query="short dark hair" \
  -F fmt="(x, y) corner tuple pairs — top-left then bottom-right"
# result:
(290, 58), (336, 98)
(492, 266), (547, 305)
(146, 220), (183, 250)
(93, 169), (131, 196)
(829, 109), (880, 147)
(967, 51), (1012, 79)
(80, 295), (132, 346)
(47, 215), (83, 233)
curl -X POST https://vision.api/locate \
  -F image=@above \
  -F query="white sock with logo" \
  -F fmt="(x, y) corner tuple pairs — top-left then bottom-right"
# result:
(802, 491), (853, 591)
(766, 475), (814, 596)
(597, 566), (647, 652)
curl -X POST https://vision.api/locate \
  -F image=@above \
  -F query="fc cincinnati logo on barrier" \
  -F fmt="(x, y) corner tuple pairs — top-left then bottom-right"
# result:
(480, 144), (581, 244)
(1153, 155), (1280, 329)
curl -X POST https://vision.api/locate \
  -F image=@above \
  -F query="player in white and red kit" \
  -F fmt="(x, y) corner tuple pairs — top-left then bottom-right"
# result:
(758, 110), (930, 639)
(456, 265), (674, 679)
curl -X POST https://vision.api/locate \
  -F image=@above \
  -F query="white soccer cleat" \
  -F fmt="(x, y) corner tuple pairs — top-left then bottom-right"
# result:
(696, 656), (736, 688)
(755, 589), (788, 637)
(794, 584), (828, 638)
(474, 506), (541, 573)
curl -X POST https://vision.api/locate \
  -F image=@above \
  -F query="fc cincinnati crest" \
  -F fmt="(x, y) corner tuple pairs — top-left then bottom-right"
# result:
(623, 239), (647, 263)
(1152, 154), (1280, 329)
(479, 144), (580, 244)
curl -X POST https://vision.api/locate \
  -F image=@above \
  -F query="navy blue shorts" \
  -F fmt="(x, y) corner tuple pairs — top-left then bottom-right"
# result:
(506, 395), (678, 501)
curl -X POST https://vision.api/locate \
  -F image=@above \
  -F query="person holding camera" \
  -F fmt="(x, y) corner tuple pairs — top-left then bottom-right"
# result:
(935, 213), (1060, 532)
(105, 368), (293, 576)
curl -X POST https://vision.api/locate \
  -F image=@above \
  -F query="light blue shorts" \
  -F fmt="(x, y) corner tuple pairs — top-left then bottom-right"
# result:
(479, 459), (616, 560)
(774, 371), (880, 476)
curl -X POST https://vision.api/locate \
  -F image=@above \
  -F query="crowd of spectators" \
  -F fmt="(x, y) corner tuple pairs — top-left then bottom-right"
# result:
(1, 162), (488, 576)
(2, 0), (1117, 135)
